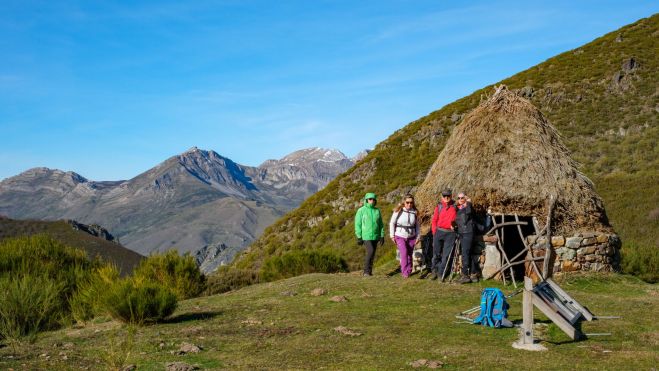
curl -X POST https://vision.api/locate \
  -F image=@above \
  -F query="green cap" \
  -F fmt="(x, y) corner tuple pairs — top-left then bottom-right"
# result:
(364, 192), (377, 200)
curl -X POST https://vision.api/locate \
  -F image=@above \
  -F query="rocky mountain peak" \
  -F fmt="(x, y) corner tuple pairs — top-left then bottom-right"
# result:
(351, 149), (372, 162)
(0, 167), (88, 190)
(260, 147), (350, 168)
(173, 147), (257, 194)
(289, 147), (349, 164)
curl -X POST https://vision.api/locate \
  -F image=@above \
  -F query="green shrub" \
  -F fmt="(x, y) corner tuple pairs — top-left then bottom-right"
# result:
(100, 278), (177, 325)
(133, 250), (206, 299)
(0, 234), (98, 287)
(205, 267), (259, 295)
(69, 265), (120, 324)
(621, 243), (659, 283)
(0, 275), (63, 344)
(260, 249), (348, 282)
(0, 235), (102, 336)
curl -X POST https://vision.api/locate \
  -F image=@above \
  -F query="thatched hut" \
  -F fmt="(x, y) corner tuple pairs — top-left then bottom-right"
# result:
(416, 86), (620, 275)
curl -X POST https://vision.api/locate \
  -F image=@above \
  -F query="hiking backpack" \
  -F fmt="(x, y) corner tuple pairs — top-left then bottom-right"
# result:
(393, 209), (417, 235)
(472, 288), (510, 328)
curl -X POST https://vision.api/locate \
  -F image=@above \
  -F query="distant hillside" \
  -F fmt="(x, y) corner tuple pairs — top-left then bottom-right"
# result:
(0, 147), (354, 272)
(235, 15), (658, 279)
(0, 216), (143, 275)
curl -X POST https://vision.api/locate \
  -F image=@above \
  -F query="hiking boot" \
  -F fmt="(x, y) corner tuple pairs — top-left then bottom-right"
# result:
(430, 272), (438, 281)
(362, 272), (372, 277)
(470, 274), (480, 283)
(457, 275), (471, 284)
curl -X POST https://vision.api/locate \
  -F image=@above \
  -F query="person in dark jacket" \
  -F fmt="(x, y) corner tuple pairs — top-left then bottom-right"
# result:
(354, 192), (385, 276)
(430, 188), (457, 281)
(455, 192), (475, 284)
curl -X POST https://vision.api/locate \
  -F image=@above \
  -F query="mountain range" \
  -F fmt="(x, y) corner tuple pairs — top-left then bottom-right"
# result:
(0, 147), (357, 272)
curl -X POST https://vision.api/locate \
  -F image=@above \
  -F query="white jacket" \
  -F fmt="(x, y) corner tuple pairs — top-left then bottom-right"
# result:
(389, 208), (420, 239)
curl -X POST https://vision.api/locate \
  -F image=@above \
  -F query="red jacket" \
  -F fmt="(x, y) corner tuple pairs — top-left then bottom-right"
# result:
(431, 200), (457, 234)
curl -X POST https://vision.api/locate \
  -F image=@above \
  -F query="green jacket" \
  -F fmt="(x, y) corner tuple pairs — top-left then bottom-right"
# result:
(354, 202), (384, 241)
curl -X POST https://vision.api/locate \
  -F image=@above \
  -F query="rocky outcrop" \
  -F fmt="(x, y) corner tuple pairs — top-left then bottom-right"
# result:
(610, 57), (641, 92)
(67, 220), (118, 243)
(193, 242), (246, 273)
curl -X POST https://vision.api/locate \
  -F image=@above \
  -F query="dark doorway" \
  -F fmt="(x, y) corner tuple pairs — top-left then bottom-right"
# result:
(492, 215), (535, 280)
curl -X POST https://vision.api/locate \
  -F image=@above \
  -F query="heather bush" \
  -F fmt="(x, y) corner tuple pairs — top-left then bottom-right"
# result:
(0, 275), (63, 344)
(133, 250), (206, 299)
(621, 243), (659, 283)
(205, 267), (259, 295)
(260, 249), (348, 282)
(100, 278), (177, 325)
(70, 265), (120, 323)
(0, 235), (101, 341)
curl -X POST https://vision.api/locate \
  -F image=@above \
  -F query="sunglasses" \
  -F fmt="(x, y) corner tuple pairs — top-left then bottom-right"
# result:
(367, 198), (375, 201)
(458, 196), (465, 199)
(405, 201), (414, 204)
(442, 195), (451, 198)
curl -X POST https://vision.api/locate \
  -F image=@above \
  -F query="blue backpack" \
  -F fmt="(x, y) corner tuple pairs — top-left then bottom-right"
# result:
(472, 288), (510, 328)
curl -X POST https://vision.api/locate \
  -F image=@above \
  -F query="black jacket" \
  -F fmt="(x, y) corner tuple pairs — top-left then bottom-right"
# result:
(455, 202), (474, 234)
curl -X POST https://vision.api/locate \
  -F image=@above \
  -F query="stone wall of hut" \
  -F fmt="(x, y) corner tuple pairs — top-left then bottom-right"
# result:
(525, 233), (621, 273)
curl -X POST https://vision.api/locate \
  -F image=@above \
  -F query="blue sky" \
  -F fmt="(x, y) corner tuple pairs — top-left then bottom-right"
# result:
(1, 1), (657, 181)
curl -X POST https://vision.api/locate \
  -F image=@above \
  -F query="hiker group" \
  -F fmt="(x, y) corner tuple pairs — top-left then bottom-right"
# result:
(354, 190), (488, 283)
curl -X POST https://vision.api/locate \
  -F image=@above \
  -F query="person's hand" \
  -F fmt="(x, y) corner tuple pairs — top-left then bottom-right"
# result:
(357, 238), (364, 245)
(414, 239), (420, 246)
(390, 236), (396, 243)
(379, 237), (385, 246)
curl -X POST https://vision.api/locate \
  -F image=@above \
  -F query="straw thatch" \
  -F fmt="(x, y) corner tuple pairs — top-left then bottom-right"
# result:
(416, 86), (611, 235)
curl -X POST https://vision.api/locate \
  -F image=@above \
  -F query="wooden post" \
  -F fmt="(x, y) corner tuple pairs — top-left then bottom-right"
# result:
(542, 195), (556, 279)
(513, 276), (547, 350)
(523, 276), (534, 344)
(515, 213), (544, 280)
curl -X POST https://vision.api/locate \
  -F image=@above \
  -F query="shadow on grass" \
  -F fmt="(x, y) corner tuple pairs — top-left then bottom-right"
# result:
(164, 311), (222, 324)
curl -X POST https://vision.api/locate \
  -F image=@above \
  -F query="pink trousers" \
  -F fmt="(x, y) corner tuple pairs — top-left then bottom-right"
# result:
(394, 236), (415, 277)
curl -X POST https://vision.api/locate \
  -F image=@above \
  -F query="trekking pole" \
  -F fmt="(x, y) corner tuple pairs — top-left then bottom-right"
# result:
(448, 238), (460, 283)
(440, 246), (451, 281)
(440, 239), (456, 281)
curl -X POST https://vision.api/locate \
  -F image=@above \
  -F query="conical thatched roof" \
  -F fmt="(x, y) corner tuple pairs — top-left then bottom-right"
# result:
(416, 86), (611, 235)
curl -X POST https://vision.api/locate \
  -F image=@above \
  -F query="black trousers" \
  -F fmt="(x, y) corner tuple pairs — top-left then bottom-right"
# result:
(363, 240), (377, 275)
(432, 230), (456, 278)
(459, 232), (474, 276)
(470, 236), (485, 276)
(421, 232), (434, 269)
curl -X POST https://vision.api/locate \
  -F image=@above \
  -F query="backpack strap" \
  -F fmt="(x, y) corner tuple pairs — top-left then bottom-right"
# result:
(394, 210), (404, 227)
(394, 209), (416, 231)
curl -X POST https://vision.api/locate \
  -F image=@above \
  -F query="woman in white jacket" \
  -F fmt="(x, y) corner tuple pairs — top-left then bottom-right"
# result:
(389, 194), (420, 278)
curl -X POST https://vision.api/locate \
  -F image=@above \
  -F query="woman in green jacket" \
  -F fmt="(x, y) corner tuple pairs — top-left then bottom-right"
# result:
(354, 192), (385, 276)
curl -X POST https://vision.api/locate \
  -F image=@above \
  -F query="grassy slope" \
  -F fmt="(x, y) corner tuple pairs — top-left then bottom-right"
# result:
(235, 14), (658, 275)
(2, 273), (656, 369)
(0, 217), (143, 275)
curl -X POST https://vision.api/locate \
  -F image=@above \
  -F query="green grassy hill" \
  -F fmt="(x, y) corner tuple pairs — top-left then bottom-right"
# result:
(0, 217), (143, 275)
(234, 14), (659, 281)
(1, 273), (656, 369)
